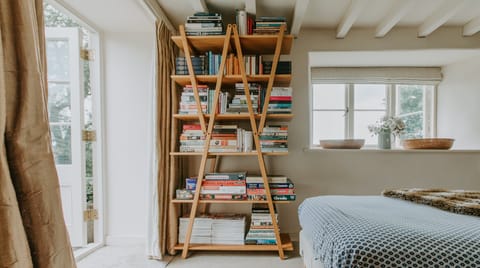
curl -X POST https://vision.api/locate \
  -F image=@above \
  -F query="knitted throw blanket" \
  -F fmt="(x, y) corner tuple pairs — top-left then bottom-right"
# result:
(382, 188), (480, 217)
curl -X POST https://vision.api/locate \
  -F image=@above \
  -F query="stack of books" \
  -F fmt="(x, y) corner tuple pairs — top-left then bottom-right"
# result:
(254, 16), (287, 35)
(267, 87), (292, 114)
(263, 61), (291, 74)
(259, 125), (288, 153)
(185, 12), (224, 36)
(176, 56), (207, 75)
(179, 124), (205, 152)
(200, 172), (247, 200)
(246, 175), (295, 201)
(245, 204), (278, 245)
(178, 216), (212, 244)
(206, 51), (221, 75)
(179, 85), (208, 114)
(211, 214), (246, 245)
(210, 125), (239, 153)
(179, 214), (246, 245)
(227, 83), (262, 114)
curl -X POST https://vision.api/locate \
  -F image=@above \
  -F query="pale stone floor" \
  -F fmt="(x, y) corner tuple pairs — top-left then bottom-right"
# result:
(77, 243), (303, 268)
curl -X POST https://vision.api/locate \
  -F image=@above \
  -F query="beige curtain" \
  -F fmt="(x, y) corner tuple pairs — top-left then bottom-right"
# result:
(0, 1), (76, 267)
(155, 21), (179, 255)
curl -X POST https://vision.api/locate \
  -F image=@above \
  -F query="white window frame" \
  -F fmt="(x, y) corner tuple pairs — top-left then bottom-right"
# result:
(309, 82), (436, 148)
(45, 0), (105, 260)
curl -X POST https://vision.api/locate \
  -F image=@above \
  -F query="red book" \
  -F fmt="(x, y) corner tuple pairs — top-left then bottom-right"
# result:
(270, 96), (292, 101)
(183, 124), (202, 131)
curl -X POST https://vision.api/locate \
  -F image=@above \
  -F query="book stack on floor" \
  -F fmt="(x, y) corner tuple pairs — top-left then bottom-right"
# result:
(227, 83), (263, 114)
(179, 214), (246, 245)
(254, 16), (287, 35)
(179, 124), (205, 152)
(245, 204), (278, 245)
(211, 214), (246, 245)
(263, 61), (291, 74)
(246, 175), (295, 201)
(267, 87), (292, 114)
(199, 172), (247, 200)
(185, 12), (224, 36)
(176, 56), (207, 75)
(179, 85), (208, 114)
(178, 216), (212, 244)
(259, 125), (288, 153)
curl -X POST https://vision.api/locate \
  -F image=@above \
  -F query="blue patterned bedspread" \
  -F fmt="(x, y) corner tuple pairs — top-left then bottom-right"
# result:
(298, 196), (480, 268)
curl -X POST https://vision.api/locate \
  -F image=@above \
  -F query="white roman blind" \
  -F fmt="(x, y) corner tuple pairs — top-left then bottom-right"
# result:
(311, 67), (443, 84)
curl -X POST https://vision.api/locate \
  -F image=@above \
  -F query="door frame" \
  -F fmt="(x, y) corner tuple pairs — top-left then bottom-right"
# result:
(45, 0), (106, 260)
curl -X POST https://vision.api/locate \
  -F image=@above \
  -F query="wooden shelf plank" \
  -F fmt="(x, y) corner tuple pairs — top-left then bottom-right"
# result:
(173, 114), (293, 121)
(171, 74), (291, 87)
(171, 199), (293, 204)
(174, 234), (294, 251)
(170, 152), (288, 156)
(171, 35), (293, 55)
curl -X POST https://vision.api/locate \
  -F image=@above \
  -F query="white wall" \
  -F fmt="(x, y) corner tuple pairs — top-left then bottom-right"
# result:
(438, 55), (480, 149)
(103, 31), (155, 244)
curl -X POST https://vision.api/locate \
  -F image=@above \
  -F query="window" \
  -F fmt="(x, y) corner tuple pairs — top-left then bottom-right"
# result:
(311, 80), (437, 147)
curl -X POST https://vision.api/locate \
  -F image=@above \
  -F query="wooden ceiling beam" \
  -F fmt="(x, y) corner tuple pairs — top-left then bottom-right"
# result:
(336, 0), (370, 39)
(418, 0), (466, 37)
(375, 0), (414, 38)
(290, 0), (310, 37)
(463, 16), (480, 36)
(188, 0), (208, 13)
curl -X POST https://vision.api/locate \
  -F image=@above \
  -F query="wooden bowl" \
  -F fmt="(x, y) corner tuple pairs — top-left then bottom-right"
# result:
(402, 138), (454, 150)
(319, 139), (365, 149)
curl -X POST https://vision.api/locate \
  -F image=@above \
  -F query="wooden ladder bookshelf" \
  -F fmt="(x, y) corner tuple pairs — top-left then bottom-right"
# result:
(170, 24), (293, 259)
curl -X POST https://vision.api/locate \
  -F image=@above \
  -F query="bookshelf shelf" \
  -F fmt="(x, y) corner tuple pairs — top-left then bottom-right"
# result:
(170, 152), (288, 156)
(171, 35), (293, 55)
(171, 199), (293, 204)
(171, 74), (291, 87)
(173, 233), (294, 251)
(171, 24), (292, 260)
(174, 113), (293, 121)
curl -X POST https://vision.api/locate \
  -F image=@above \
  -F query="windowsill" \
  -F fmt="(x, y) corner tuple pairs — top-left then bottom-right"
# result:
(305, 147), (480, 153)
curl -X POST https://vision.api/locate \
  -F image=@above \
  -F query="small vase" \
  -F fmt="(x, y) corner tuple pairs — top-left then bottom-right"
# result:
(378, 130), (392, 149)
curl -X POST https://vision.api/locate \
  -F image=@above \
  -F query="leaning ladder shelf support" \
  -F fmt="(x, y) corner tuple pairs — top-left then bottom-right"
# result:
(179, 25), (207, 133)
(258, 24), (286, 134)
(180, 24), (233, 259)
(232, 24), (286, 260)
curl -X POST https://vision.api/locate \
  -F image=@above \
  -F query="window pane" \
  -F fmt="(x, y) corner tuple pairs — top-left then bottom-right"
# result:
(312, 84), (345, 109)
(47, 40), (70, 81)
(48, 83), (71, 123)
(50, 124), (72, 164)
(354, 84), (386, 109)
(396, 85), (425, 139)
(313, 111), (345, 144)
(354, 111), (386, 145)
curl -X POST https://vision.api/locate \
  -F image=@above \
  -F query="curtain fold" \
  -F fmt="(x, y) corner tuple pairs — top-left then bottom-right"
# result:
(0, 0), (76, 267)
(154, 21), (179, 256)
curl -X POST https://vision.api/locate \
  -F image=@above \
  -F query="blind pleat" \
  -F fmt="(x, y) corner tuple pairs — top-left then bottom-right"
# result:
(311, 67), (442, 85)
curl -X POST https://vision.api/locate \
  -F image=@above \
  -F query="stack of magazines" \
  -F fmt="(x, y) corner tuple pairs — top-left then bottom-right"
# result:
(178, 214), (246, 245)
(185, 12), (224, 36)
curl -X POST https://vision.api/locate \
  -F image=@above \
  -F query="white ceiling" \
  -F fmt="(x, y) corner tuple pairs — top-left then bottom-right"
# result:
(156, 0), (480, 37)
(55, 0), (154, 32)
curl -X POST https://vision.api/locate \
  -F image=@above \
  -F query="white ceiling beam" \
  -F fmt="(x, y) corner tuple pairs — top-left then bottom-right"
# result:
(418, 0), (466, 37)
(245, 0), (256, 15)
(188, 0), (208, 13)
(463, 16), (480, 36)
(290, 0), (310, 37)
(375, 0), (415, 38)
(336, 0), (370, 39)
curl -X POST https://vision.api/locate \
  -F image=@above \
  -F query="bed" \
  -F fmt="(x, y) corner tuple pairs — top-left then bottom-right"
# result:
(298, 195), (480, 268)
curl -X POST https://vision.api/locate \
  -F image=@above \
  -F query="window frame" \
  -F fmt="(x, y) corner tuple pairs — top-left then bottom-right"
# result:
(309, 82), (436, 148)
